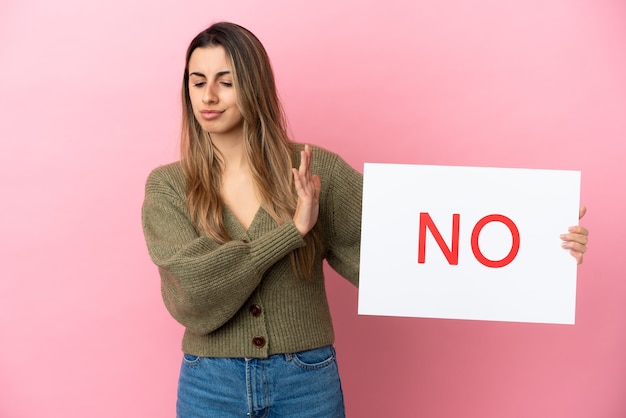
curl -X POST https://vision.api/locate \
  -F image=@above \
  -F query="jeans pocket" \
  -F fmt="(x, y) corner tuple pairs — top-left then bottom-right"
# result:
(289, 346), (336, 371)
(182, 353), (202, 367)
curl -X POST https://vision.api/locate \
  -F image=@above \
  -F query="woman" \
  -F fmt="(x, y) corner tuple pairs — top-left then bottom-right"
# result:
(142, 22), (589, 417)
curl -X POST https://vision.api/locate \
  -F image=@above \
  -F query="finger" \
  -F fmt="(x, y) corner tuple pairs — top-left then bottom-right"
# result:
(293, 167), (315, 201)
(567, 225), (589, 236)
(561, 226), (588, 240)
(298, 149), (307, 176)
(570, 250), (583, 265)
(301, 150), (313, 182)
(306, 144), (313, 169)
(292, 168), (303, 192)
(560, 232), (589, 246)
(579, 206), (587, 220)
(561, 240), (587, 253)
(303, 145), (313, 176)
(312, 174), (321, 200)
(570, 225), (589, 234)
(298, 145), (315, 189)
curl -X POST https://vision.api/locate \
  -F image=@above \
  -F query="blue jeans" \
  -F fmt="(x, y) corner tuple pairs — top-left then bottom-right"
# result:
(176, 345), (346, 418)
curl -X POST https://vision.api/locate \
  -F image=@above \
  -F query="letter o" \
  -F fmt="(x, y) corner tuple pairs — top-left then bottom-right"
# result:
(470, 214), (520, 268)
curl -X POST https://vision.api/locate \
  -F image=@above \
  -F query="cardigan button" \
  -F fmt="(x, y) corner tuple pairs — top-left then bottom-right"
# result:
(252, 336), (266, 348)
(249, 304), (262, 317)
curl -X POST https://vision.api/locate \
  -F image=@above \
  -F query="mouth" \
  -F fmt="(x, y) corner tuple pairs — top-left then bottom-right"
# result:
(199, 110), (224, 120)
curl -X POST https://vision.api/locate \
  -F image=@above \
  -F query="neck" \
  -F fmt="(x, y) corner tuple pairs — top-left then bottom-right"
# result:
(211, 134), (248, 172)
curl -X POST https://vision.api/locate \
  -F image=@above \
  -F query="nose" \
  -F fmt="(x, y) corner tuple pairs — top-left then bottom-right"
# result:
(202, 83), (217, 104)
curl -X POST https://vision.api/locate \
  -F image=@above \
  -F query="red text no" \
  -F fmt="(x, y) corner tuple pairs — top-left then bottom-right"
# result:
(417, 213), (521, 268)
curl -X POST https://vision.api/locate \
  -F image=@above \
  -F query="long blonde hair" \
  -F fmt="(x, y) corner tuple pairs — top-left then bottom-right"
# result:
(180, 22), (318, 280)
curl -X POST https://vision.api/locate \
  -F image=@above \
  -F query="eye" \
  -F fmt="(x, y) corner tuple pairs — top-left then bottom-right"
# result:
(220, 81), (233, 87)
(192, 82), (206, 88)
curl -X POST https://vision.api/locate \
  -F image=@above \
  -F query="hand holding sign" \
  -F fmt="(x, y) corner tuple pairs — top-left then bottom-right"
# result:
(561, 206), (589, 264)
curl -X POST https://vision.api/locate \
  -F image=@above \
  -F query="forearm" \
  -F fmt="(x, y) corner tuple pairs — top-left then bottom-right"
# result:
(156, 222), (304, 334)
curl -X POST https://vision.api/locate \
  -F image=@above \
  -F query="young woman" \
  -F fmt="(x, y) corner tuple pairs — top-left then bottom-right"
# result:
(142, 22), (589, 417)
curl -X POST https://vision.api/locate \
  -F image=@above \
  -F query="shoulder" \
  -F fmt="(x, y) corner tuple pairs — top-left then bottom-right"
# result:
(145, 161), (185, 197)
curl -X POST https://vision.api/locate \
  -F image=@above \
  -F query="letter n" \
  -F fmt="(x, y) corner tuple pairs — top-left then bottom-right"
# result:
(418, 213), (460, 265)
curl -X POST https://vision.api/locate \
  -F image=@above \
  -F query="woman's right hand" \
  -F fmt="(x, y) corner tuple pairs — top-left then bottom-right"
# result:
(292, 144), (321, 236)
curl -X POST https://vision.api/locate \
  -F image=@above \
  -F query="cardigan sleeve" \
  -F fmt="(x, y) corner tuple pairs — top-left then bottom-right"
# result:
(141, 166), (305, 335)
(319, 152), (363, 286)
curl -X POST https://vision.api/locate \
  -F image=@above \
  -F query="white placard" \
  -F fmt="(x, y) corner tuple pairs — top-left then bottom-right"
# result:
(358, 163), (581, 324)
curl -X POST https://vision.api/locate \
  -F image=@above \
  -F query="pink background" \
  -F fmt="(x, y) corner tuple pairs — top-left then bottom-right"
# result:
(1, 0), (625, 417)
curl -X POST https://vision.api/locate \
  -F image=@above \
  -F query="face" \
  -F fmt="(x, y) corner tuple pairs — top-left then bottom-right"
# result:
(187, 46), (244, 141)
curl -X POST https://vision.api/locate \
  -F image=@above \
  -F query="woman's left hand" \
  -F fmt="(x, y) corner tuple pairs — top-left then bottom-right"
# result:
(561, 206), (589, 265)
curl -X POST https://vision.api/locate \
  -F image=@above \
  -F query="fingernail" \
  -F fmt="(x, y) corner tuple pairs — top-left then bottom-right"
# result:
(568, 227), (576, 232)
(560, 234), (566, 239)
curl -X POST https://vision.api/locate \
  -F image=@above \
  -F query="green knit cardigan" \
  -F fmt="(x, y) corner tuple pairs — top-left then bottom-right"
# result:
(142, 145), (362, 358)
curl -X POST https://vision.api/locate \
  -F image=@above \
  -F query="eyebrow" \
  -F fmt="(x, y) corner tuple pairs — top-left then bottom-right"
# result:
(188, 70), (231, 78)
